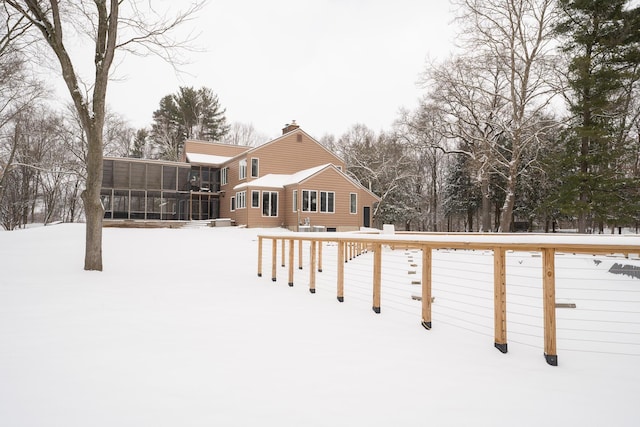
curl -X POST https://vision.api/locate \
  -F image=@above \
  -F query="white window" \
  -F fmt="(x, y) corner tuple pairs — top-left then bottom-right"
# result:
(251, 190), (260, 208)
(350, 193), (357, 214)
(251, 158), (259, 178)
(239, 159), (247, 180)
(292, 190), (298, 212)
(236, 191), (246, 209)
(221, 167), (228, 185)
(262, 191), (278, 217)
(320, 191), (335, 213)
(302, 190), (317, 212)
(230, 196), (236, 212)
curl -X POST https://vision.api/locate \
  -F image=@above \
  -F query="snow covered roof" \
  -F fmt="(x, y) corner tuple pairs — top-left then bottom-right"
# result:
(186, 153), (232, 166)
(233, 164), (332, 190)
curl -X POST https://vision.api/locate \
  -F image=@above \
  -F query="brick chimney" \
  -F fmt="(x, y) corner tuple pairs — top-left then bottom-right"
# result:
(282, 120), (300, 135)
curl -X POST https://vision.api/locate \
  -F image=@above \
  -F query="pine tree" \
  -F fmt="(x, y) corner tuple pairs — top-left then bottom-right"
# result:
(150, 95), (182, 161)
(150, 86), (229, 161)
(130, 129), (148, 159)
(555, 0), (640, 232)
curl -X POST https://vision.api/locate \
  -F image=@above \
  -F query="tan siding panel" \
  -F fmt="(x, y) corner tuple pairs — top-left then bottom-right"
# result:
(250, 132), (345, 177)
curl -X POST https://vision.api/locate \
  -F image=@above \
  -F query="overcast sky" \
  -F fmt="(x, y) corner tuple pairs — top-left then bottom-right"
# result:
(93, 1), (457, 140)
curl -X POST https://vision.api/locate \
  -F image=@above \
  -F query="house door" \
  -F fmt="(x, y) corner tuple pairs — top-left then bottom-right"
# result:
(210, 197), (219, 219)
(363, 206), (370, 228)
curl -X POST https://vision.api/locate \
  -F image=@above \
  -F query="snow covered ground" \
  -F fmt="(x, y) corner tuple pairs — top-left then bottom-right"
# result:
(1, 224), (639, 426)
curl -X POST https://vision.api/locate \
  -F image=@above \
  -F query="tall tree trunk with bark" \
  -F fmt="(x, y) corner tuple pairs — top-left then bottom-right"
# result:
(6, 0), (204, 268)
(480, 173), (491, 232)
(6, 0), (118, 270)
(498, 165), (518, 232)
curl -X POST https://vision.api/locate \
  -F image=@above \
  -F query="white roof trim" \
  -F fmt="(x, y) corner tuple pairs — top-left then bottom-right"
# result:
(233, 164), (332, 190)
(186, 153), (232, 166)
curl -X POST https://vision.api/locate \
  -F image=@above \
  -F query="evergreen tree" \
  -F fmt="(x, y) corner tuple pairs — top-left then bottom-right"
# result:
(555, 0), (640, 232)
(130, 129), (148, 159)
(150, 95), (182, 161)
(150, 86), (229, 161)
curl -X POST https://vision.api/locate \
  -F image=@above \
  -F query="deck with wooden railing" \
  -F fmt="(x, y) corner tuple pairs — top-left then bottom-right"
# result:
(256, 231), (640, 366)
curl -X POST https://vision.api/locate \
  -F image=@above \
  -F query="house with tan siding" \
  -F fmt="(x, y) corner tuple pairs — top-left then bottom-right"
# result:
(101, 122), (380, 230)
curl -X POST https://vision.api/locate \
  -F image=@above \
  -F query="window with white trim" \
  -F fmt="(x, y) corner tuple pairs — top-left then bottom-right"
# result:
(251, 190), (260, 208)
(236, 191), (246, 209)
(320, 191), (335, 213)
(239, 159), (247, 180)
(230, 196), (236, 212)
(302, 190), (317, 212)
(221, 167), (228, 185)
(292, 190), (298, 212)
(350, 193), (357, 214)
(262, 191), (278, 217)
(251, 158), (259, 178)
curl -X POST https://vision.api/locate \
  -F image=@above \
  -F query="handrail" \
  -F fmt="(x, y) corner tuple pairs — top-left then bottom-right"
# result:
(257, 231), (640, 367)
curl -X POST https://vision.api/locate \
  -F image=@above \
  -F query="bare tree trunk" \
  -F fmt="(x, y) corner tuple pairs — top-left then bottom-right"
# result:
(499, 186), (515, 232)
(480, 174), (491, 232)
(577, 121), (590, 234)
(431, 156), (438, 232)
(498, 163), (518, 232)
(0, 126), (19, 207)
(81, 126), (104, 270)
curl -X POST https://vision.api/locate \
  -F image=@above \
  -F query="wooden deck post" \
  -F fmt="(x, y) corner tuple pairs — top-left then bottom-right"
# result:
(271, 238), (277, 282)
(257, 236), (263, 277)
(281, 238), (285, 267)
(344, 241), (349, 263)
(288, 239), (294, 287)
(372, 242), (382, 313)
(493, 247), (507, 353)
(309, 240), (317, 293)
(542, 248), (558, 366)
(421, 246), (433, 330)
(318, 240), (323, 272)
(298, 239), (303, 270)
(337, 240), (345, 302)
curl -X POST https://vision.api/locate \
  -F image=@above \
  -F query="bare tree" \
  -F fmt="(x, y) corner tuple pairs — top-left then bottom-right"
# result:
(423, 56), (508, 231)
(455, 0), (559, 232)
(220, 122), (268, 147)
(103, 111), (135, 158)
(337, 124), (415, 226)
(0, 108), (43, 229)
(0, 2), (31, 56)
(5, 1), (205, 270)
(0, 104), (82, 229)
(395, 106), (448, 231)
(0, 57), (44, 217)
